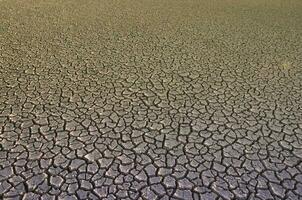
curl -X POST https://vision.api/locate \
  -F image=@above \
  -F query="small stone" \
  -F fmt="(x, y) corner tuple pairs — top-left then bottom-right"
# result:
(164, 139), (179, 149)
(200, 192), (218, 200)
(0, 167), (13, 181)
(50, 176), (64, 187)
(269, 182), (285, 198)
(179, 125), (191, 135)
(257, 189), (274, 199)
(0, 180), (11, 194)
(27, 174), (46, 190)
(145, 164), (156, 176)
(178, 178), (194, 189)
(80, 180), (92, 190)
(151, 184), (165, 195)
(98, 158), (113, 168)
(94, 187), (108, 198)
(87, 163), (99, 174)
(213, 162), (226, 172)
(136, 170), (147, 181)
(62, 195), (77, 200)
(141, 187), (157, 200)
(67, 183), (79, 194)
(69, 159), (85, 170)
(158, 168), (172, 176)
(174, 189), (193, 200)
(149, 176), (161, 184)
(163, 176), (176, 188)
(23, 192), (40, 200)
(119, 163), (133, 173)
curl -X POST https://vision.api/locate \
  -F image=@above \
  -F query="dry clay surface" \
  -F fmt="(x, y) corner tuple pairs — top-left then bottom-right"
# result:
(1, 0), (302, 199)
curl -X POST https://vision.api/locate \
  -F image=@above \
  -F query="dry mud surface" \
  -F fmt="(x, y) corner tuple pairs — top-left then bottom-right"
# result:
(1, 0), (302, 199)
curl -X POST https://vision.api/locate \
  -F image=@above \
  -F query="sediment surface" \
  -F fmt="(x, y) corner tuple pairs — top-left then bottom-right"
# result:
(1, 0), (302, 199)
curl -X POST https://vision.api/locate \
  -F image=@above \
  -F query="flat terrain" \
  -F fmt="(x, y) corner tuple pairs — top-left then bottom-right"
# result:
(1, 0), (302, 199)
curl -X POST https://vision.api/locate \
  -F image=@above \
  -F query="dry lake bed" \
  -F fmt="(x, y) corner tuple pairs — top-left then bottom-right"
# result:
(1, 0), (302, 199)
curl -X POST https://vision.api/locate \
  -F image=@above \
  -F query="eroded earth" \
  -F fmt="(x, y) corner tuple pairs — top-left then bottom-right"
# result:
(1, 0), (302, 199)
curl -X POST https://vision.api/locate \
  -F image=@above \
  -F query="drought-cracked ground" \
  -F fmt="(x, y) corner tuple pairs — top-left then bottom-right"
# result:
(1, 0), (302, 199)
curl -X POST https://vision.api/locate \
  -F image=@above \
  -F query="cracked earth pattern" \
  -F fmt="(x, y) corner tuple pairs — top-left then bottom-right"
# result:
(1, 0), (302, 199)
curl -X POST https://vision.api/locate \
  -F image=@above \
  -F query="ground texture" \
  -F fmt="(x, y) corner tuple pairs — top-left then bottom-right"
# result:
(1, 0), (302, 199)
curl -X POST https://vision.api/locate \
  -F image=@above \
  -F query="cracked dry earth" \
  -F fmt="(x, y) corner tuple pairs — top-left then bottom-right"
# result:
(1, 0), (302, 200)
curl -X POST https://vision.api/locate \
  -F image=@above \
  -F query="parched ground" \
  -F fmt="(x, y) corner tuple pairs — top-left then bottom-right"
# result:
(1, 0), (302, 199)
